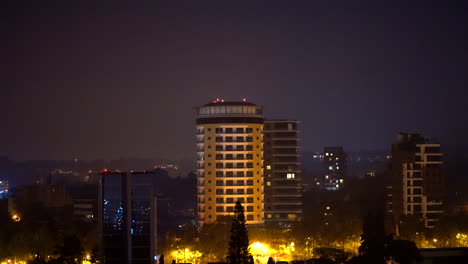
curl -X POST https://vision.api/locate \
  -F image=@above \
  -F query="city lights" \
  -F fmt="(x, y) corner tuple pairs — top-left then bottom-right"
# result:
(170, 248), (202, 264)
(11, 213), (21, 222)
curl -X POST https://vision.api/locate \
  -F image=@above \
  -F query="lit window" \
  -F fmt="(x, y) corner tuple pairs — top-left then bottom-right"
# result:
(339, 179), (344, 183)
(330, 153), (334, 156)
(335, 184), (339, 188)
(336, 157), (339, 160)
(336, 166), (340, 170)
(329, 166), (333, 170)
(325, 175), (329, 179)
(325, 153), (329, 156)
(287, 173), (295, 179)
(267, 181), (271, 186)
(266, 165), (271, 170)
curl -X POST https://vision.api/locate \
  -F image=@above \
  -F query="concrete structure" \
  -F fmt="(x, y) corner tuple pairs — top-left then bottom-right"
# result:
(73, 198), (96, 222)
(99, 171), (157, 264)
(263, 120), (302, 224)
(322, 147), (347, 191)
(195, 100), (264, 226)
(389, 133), (445, 228)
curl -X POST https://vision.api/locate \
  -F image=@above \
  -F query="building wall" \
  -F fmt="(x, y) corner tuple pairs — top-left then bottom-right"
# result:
(197, 123), (264, 225)
(322, 147), (346, 191)
(264, 120), (302, 224)
(390, 133), (445, 229)
(99, 172), (157, 264)
(402, 144), (444, 228)
(196, 101), (265, 226)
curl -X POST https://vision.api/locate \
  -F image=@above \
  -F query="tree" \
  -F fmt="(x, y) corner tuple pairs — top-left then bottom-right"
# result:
(267, 257), (275, 264)
(314, 248), (350, 264)
(227, 201), (251, 264)
(54, 235), (84, 264)
(385, 239), (421, 264)
(199, 215), (232, 262)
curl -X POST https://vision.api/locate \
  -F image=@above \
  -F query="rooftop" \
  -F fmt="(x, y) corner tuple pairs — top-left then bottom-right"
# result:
(203, 101), (258, 107)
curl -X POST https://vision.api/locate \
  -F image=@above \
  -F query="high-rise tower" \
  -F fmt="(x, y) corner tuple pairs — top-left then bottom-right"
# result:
(263, 120), (302, 224)
(196, 100), (264, 226)
(322, 147), (347, 191)
(389, 133), (445, 228)
(98, 171), (157, 264)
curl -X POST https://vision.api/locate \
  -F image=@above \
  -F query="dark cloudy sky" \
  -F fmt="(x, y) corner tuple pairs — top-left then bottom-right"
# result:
(1, 1), (467, 161)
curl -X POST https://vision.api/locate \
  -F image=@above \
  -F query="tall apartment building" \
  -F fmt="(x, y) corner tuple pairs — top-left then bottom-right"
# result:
(322, 147), (347, 191)
(389, 133), (445, 228)
(196, 100), (264, 226)
(99, 171), (157, 264)
(263, 120), (302, 224)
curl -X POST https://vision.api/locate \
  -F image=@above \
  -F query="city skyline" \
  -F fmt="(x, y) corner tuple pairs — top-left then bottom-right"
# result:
(2, 1), (467, 161)
(1, 1), (467, 263)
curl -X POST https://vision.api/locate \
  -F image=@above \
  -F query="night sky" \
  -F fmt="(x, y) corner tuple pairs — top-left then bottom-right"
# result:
(1, 1), (467, 161)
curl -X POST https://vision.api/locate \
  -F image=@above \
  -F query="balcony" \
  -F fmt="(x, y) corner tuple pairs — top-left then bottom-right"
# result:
(215, 165), (256, 170)
(270, 201), (302, 205)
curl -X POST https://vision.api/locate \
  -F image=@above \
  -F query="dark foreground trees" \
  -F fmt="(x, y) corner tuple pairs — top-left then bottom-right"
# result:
(227, 201), (252, 264)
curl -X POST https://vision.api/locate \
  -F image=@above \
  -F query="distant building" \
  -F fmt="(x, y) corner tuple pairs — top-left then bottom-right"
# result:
(263, 120), (302, 224)
(322, 147), (347, 191)
(389, 133), (445, 228)
(99, 171), (157, 264)
(11, 184), (72, 209)
(195, 100), (265, 226)
(73, 198), (96, 222)
(0, 180), (8, 199)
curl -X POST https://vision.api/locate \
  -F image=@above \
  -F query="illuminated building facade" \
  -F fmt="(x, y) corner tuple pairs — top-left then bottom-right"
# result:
(322, 147), (347, 191)
(264, 120), (302, 224)
(196, 100), (264, 226)
(99, 171), (157, 264)
(389, 133), (445, 228)
(0, 180), (8, 199)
